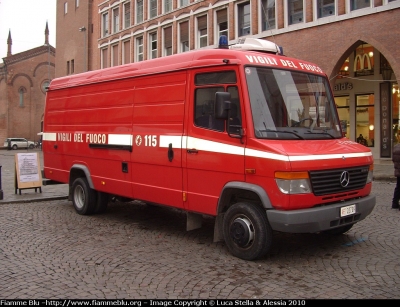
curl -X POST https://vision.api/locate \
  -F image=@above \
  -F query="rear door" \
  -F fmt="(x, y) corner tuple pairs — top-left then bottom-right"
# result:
(184, 69), (246, 216)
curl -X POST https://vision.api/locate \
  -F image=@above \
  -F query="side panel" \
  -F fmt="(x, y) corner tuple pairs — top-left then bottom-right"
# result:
(130, 71), (186, 208)
(43, 79), (134, 198)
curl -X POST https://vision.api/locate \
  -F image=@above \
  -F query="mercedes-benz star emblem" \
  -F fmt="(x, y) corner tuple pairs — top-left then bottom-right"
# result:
(340, 171), (350, 187)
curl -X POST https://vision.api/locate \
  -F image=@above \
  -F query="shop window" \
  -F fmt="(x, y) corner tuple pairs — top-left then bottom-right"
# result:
(338, 57), (350, 78)
(356, 94), (374, 147)
(354, 43), (374, 77)
(335, 96), (349, 137)
(392, 83), (400, 146)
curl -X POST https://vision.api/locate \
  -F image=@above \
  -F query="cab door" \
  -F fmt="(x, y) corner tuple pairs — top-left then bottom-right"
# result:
(184, 69), (245, 216)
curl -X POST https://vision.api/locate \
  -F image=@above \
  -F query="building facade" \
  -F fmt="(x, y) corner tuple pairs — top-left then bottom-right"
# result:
(56, 0), (399, 162)
(0, 23), (55, 144)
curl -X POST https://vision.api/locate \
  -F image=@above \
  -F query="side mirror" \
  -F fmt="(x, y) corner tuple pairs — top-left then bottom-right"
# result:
(215, 92), (231, 119)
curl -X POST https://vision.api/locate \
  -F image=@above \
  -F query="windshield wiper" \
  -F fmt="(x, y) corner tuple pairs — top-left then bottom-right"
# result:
(304, 130), (335, 138)
(259, 125), (305, 139)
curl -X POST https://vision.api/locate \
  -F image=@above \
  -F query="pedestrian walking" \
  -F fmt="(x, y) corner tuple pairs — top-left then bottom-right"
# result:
(392, 143), (400, 209)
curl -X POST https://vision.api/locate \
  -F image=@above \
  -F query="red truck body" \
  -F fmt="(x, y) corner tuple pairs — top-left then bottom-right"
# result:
(43, 38), (375, 260)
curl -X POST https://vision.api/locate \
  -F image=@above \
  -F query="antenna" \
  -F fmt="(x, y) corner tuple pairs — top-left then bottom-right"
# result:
(260, 1), (277, 46)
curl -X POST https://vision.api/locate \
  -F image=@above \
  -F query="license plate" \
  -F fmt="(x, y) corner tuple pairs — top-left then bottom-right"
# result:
(340, 204), (356, 217)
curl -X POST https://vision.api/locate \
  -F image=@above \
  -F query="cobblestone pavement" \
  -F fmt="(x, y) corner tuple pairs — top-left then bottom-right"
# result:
(0, 181), (399, 299)
(0, 149), (399, 299)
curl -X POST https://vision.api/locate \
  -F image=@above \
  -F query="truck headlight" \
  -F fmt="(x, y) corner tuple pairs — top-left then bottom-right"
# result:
(275, 171), (312, 194)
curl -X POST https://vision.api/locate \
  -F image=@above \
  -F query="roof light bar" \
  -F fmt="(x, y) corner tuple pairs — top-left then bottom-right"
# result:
(229, 37), (283, 55)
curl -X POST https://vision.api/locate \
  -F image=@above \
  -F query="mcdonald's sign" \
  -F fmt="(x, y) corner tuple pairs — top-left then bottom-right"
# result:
(354, 53), (373, 75)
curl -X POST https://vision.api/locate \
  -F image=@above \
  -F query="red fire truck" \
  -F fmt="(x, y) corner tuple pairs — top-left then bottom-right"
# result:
(42, 37), (376, 260)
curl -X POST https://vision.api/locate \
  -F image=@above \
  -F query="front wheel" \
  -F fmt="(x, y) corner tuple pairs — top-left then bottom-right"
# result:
(72, 177), (96, 215)
(223, 202), (272, 260)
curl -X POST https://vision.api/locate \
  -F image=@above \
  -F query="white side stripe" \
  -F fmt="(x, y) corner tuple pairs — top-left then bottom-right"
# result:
(108, 134), (132, 146)
(43, 132), (57, 141)
(43, 131), (372, 162)
(159, 135), (183, 148)
(187, 137), (245, 155)
(245, 148), (289, 161)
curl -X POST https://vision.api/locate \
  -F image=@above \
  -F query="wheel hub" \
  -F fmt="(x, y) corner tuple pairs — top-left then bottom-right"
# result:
(230, 217), (254, 247)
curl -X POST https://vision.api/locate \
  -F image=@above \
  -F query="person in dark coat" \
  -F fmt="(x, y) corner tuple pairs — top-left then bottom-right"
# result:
(392, 143), (400, 209)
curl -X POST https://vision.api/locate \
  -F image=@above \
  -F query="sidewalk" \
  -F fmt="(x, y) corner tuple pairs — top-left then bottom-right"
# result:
(0, 148), (68, 203)
(0, 148), (395, 204)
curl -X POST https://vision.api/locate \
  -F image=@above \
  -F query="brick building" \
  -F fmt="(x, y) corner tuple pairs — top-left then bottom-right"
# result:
(56, 0), (399, 161)
(0, 22), (55, 144)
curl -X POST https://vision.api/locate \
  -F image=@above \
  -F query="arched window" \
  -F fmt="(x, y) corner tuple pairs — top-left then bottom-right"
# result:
(18, 87), (26, 107)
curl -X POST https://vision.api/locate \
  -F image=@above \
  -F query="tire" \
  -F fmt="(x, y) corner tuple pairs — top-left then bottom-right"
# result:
(29, 144), (34, 149)
(71, 177), (97, 215)
(94, 191), (109, 214)
(12, 144), (17, 150)
(323, 224), (354, 235)
(223, 202), (272, 261)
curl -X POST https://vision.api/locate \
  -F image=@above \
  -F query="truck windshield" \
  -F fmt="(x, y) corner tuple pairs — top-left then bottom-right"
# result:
(245, 66), (342, 140)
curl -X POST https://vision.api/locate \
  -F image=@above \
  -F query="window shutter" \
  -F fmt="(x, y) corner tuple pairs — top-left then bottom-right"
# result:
(164, 27), (172, 48)
(180, 21), (188, 40)
(198, 15), (207, 30)
(217, 9), (227, 23)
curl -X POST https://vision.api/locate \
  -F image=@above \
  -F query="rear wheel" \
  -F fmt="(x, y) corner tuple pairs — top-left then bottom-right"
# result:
(12, 144), (17, 150)
(72, 177), (96, 215)
(223, 202), (272, 260)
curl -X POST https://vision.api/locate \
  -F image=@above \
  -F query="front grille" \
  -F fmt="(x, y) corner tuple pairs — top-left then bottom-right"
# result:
(309, 166), (369, 196)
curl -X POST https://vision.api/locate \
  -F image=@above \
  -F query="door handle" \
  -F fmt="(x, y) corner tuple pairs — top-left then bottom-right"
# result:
(168, 143), (174, 162)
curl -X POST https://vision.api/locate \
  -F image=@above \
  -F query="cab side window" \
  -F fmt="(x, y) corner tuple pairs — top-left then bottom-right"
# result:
(195, 87), (225, 131)
(194, 71), (241, 133)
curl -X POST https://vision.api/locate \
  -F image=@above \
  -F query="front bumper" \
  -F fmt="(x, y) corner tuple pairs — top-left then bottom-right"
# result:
(266, 194), (376, 233)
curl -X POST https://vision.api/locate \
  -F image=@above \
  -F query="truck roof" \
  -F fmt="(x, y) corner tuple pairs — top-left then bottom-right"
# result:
(49, 38), (325, 90)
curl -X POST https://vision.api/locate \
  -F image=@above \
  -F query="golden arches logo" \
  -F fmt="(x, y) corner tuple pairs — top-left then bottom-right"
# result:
(354, 53), (372, 71)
